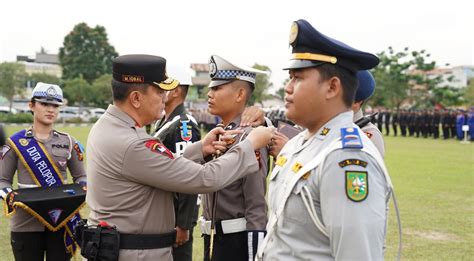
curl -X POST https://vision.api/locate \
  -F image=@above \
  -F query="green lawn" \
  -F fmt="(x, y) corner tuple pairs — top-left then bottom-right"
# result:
(1, 125), (473, 260)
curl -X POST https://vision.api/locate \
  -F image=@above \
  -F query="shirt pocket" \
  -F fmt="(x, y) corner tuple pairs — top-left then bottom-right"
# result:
(51, 147), (69, 171)
(284, 179), (310, 225)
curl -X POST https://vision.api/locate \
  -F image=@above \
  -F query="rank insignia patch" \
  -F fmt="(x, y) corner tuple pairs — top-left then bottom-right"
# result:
(338, 159), (368, 168)
(345, 171), (368, 202)
(292, 162), (303, 173)
(180, 120), (192, 142)
(275, 156), (287, 166)
(145, 140), (174, 159)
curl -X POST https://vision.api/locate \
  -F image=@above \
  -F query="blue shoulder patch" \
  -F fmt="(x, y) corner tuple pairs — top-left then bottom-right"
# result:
(341, 127), (363, 149)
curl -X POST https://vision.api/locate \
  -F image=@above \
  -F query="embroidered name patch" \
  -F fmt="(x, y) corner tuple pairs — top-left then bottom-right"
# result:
(145, 140), (174, 159)
(338, 159), (368, 168)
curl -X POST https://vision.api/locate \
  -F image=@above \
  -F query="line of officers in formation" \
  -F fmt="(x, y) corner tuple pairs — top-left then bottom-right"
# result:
(261, 108), (474, 140)
(1, 19), (402, 261)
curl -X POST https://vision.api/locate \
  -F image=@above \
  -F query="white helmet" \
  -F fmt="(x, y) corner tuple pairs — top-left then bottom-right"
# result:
(166, 64), (193, 86)
(31, 82), (63, 105)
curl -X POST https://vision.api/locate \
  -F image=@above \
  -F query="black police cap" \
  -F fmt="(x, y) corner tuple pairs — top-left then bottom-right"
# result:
(286, 19), (379, 72)
(112, 54), (179, 91)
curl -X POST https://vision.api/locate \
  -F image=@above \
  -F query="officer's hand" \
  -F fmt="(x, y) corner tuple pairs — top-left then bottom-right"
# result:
(241, 106), (265, 127)
(202, 127), (243, 157)
(268, 131), (289, 157)
(247, 126), (276, 151)
(174, 226), (189, 247)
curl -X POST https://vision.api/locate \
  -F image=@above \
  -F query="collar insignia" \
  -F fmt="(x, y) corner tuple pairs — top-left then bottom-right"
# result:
(320, 127), (330, 136)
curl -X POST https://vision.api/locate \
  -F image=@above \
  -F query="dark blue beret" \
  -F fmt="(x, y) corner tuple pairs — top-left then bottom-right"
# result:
(355, 70), (375, 102)
(113, 54), (179, 91)
(286, 19), (379, 72)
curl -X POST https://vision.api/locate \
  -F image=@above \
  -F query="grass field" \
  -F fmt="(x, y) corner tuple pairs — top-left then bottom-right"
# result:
(0, 125), (473, 260)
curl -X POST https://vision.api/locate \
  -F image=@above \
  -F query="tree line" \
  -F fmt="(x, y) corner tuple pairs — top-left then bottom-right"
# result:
(1, 23), (472, 111)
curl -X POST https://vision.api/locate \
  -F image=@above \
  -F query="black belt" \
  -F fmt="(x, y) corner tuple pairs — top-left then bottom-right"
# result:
(120, 231), (176, 249)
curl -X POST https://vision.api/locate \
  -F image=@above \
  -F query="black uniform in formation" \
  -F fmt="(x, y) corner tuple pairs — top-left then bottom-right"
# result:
(153, 103), (201, 261)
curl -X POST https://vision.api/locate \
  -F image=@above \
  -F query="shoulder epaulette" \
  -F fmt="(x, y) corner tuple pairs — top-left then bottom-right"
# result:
(340, 127), (363, 149)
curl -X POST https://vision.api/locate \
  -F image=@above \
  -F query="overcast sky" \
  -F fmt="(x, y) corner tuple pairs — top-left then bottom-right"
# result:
(0, 0), (472, 92)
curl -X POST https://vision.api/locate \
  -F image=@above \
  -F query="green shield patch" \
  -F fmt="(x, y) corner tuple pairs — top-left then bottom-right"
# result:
(345, 171), (368, 202)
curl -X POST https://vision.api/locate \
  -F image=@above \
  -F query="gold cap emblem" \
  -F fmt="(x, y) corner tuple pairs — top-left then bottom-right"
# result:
(289, 22), (298, 45)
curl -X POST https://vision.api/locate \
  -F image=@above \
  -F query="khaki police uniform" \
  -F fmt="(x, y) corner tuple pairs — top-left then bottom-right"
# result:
(201, 116), (268, 261)
(0, 82), (86, 261)
(0, 128), (86, 232)
(86, 104), (260, 260)
(153, 103), (201, 261)
(354, 109), (385, 157)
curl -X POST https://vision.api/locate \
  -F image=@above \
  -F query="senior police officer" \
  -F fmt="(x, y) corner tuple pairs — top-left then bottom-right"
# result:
(352, 70), (385, 156)
(85, 54), (274, 261)
(0, 82), (87, 261)
(151, 64), (201, 261)
(257, 20), (395, 260)
(201, 55), (269, 261)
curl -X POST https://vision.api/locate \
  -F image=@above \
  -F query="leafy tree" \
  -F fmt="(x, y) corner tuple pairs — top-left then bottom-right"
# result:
(0, 62), (27, 111)
(63, 76), (91, 108)
(59, 23), (118, 83)
(28, 73), (62, 87)
(90, 74), (113, 108)
(370, 47), (456, 109)
(251, 64), (273, 105)
(464, 80), (474, 106)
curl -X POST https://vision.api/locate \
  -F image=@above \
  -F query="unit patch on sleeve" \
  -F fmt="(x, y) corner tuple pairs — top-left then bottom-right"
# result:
(338, 159), (368, 168)
(145, 140), (174, 159)
(179, 120), (192, 142)
(73, 141), (85, 161)
(0, 145), (11, 159)
(345, 171), (368, 202)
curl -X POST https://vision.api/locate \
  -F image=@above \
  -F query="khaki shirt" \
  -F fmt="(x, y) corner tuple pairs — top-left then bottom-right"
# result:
(86, 105), (259, 260)
(0, 128), (86, 232)
(202, 116), (269, 231)
(354, 109), (385, 157)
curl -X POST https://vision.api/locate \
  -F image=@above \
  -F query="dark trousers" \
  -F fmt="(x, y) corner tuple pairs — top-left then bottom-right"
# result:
(385, 124), (390, 136)
(203, 232), (248, 261)
(433, 125), (439, 139)
(451, 127), (456, 138)
(173, 228), (194, 261)
(11, 229), (71, 261)
(442, 126), (450, 139)
(400, 125), (407, 136)
(392, 124), (398, 136)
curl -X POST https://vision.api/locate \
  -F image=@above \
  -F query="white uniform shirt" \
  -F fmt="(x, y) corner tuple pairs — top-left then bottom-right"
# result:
(262, 111), (391, 260)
